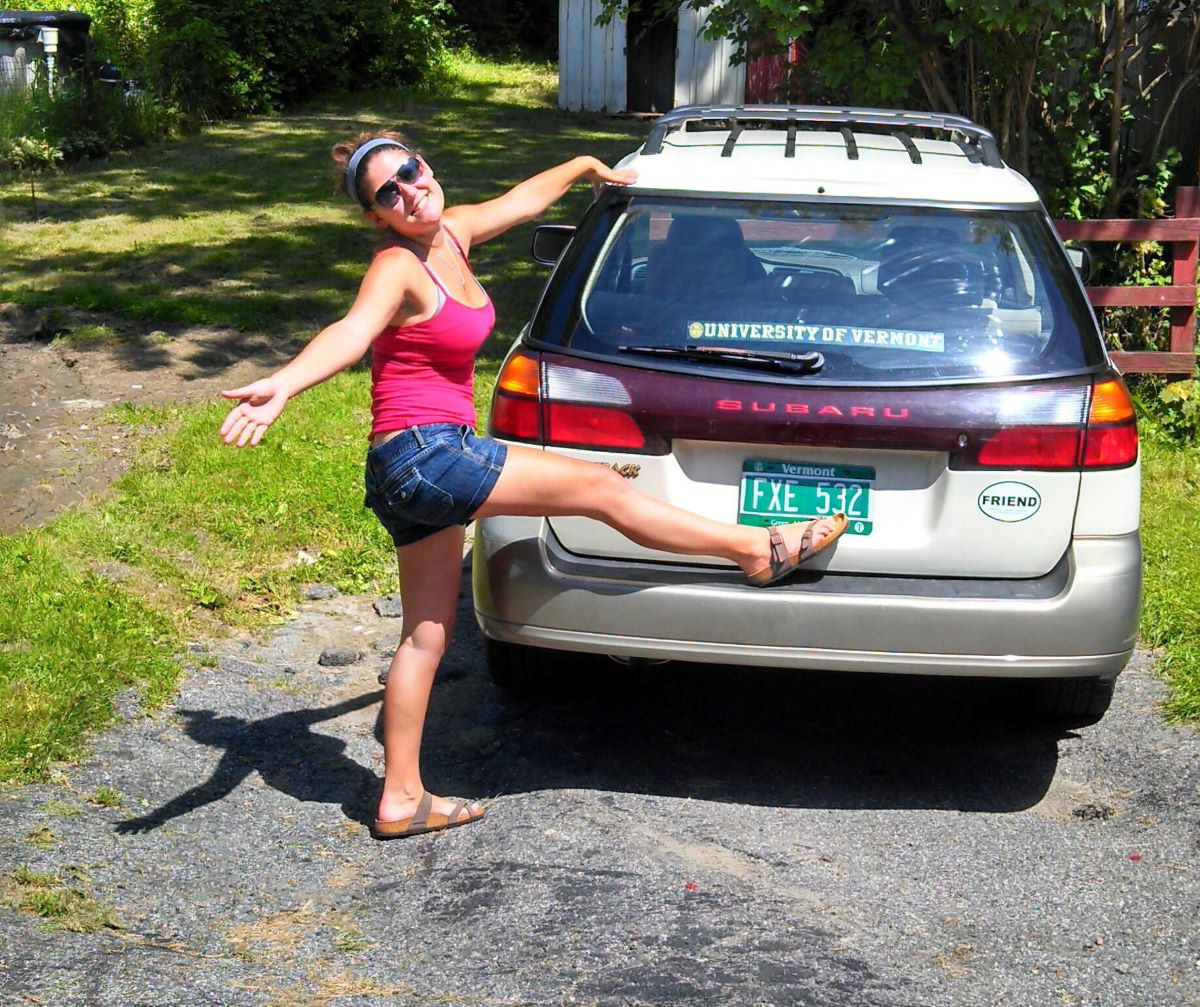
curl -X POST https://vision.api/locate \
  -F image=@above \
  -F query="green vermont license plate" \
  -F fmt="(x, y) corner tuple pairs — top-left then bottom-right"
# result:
(739, 460), (874, 535)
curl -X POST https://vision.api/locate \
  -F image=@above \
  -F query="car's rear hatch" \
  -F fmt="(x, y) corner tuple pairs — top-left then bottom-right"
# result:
(491, 351), (1136, 579)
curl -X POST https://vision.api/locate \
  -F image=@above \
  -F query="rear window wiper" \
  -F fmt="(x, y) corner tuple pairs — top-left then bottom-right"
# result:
(619, 344), (825, 374)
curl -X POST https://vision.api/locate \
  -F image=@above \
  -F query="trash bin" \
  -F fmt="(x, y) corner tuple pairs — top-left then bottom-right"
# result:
(0, 10), (91, 90)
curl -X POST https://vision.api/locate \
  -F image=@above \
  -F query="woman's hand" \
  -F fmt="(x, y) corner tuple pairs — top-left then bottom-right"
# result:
(588, 160), (638, 196)
(219, 378), (289, 447)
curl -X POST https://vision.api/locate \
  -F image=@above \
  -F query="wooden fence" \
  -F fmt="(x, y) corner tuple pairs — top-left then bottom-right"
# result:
(1054, 186), (1199, 375)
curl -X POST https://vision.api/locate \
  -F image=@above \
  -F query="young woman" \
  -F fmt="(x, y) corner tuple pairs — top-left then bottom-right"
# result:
(219, 132), (847, 840)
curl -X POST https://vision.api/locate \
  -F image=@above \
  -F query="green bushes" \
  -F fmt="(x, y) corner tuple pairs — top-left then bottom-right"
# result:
(144, 0), (459, 120)
(78, 0), (157, 81)
(0, 72), (179, 176)
(1132, 375), (1200, 448)
(0, 0), (461, 200)
(1, 133), (61, 217)
(145, 14), (263, 119)
(2, 0), (460, 162)
(0, 1), (175, 178)
(360, 0), (461, 86)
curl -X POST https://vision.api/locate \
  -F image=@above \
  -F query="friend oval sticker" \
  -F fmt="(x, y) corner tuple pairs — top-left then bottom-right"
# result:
(978, 482), (1042, 522)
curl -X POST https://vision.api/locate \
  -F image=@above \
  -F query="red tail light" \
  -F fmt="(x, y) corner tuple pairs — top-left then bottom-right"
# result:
(488, 351), (663, 452)
(489, 351), (543, 443)
(545, 403), (646, 448)
(964, 375), (1137, 471)
(975, 427), (1082, 468)
(1083, 423), (1138, 466)
(491, 393), (541, 441)
(1081, 378), (1138, 469)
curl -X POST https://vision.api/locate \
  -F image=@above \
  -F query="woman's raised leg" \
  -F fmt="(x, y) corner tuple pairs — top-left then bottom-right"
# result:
(376, 523), (483, 827)
(471, 444), (841, 577)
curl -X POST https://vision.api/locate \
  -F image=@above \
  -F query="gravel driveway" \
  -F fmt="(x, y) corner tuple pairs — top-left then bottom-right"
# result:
(1, 552), (1196, 1007)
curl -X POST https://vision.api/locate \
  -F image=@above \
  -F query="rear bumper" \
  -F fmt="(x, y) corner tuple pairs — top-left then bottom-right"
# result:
(471, 517), (1141, 679)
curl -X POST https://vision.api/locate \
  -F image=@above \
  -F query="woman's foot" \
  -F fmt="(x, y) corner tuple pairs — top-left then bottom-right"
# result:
(373, 789), (486, 840)
(745, 513), (848, 586)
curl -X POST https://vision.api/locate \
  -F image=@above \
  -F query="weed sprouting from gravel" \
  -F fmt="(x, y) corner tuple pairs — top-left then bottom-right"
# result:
(42, 801), (83, 818)
(26, 825), (58, 849)
(89, 786), (126, 808)
(3, 864), (123, 933)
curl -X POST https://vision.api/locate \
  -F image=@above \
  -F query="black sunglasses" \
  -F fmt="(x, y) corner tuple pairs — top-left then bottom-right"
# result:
(373, 156), (423, 209)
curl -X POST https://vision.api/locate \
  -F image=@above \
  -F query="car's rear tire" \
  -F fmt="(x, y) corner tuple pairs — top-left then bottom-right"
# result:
(1034, 676), (1116, 726)
(484, 637), (559, 695)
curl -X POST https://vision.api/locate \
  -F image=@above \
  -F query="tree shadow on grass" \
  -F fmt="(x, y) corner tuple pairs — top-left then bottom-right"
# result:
(3, 223), (364, 327)
(2, 95), (648, 370)
(6, 99), (643, 226)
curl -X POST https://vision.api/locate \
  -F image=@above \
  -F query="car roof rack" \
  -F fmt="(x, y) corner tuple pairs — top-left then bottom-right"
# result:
(642, 104), (1004, 169)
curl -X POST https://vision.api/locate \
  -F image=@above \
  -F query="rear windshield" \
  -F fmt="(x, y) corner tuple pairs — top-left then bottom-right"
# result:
(539, 196), (1103, 383)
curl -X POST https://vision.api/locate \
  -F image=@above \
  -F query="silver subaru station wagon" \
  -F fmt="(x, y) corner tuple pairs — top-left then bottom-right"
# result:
(472, 106), (1141, 724)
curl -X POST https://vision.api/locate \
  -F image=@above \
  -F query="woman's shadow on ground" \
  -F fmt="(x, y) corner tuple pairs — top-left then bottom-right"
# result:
(113, 691), (384, 834)
(116, 568), (1072, 833)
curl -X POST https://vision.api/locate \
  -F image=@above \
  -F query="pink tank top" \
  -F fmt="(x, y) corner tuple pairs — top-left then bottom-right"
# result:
(369, 231), (496, 438)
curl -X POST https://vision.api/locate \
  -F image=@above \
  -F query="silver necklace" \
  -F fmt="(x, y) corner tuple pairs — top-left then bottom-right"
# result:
(431, 237), (469, 291)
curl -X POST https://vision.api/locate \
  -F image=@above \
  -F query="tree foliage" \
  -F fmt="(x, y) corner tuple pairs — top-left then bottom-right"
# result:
(600, 1), (1199, 218)
(448, 0), (559, 58)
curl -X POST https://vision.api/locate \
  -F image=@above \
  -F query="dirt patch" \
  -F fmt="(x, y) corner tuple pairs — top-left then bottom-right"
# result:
(0, 305), (300, 534)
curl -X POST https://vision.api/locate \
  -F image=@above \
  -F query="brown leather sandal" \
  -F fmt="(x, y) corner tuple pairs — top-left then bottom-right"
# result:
(747, 512), (849, 587)
(371, 790), (487, 840)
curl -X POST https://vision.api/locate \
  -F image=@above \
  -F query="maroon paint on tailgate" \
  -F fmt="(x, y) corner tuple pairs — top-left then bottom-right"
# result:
(538, 350), (1091, 456)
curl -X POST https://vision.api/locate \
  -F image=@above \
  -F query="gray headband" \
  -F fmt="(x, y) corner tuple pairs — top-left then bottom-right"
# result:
(344, 138), (407, 206)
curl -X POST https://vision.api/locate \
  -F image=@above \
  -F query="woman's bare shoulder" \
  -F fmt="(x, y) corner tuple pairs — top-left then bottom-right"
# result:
(358, 241), (437, 325)
(371, 240), (422, 267)
(363, 241), (426, 287)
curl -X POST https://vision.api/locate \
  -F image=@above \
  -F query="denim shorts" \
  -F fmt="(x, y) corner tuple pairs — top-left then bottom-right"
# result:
(363, 424), (508, 548)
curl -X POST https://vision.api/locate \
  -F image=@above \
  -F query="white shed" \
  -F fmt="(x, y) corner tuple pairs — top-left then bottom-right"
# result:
(559, 0), (746, 113)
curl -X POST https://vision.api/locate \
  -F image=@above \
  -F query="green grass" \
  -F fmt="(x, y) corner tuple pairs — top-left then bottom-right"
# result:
(41, 801), (83, 818)
(1138, 437), (1200, 723)
(27, 825), (58, 850)
(89, 786), (126, 808)
(0, 535), (179, 779)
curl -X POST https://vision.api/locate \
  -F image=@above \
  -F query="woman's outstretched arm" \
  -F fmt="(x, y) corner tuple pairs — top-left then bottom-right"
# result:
(219, 250), (411, 447)
(447, 156), (636, 247)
